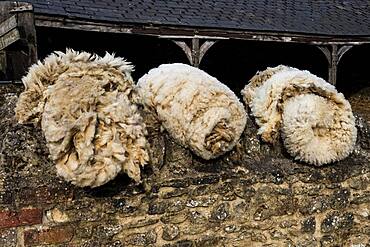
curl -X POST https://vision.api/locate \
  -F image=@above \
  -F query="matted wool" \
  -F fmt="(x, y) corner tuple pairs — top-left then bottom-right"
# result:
(16, 50), (149, 187)
(137, 63), (247, 160)
(241, 65), (357, 165)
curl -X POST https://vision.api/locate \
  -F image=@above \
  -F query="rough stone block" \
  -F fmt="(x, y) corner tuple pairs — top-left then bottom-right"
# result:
(18, 186), (73, 206)
(0, 228), (17, 246)
(125, 229), (157, 246)
(24, 226), (74, 246)
(0, 208), (42, 229)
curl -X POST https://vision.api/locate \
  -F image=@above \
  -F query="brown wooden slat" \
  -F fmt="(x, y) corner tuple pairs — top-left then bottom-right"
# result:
(0, 28), (20, 50)
(0, 15), (17, 37)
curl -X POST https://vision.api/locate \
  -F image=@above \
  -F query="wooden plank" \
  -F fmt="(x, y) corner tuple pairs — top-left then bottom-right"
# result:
(0, 15), (17, 37)
(0, 28), (20, 50)
(0, 1), (18, 23)
(34, 15), (370, 45)
(10, 4), (33, 13)
(160, 35), (228, 40)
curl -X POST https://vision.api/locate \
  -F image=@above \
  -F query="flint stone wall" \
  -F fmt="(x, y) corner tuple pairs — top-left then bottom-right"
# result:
(0, 84), (369, 247)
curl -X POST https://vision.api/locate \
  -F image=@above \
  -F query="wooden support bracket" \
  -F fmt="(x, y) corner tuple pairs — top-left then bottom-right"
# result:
(173, 38), (216, 67)
(317, 44), (353, 85)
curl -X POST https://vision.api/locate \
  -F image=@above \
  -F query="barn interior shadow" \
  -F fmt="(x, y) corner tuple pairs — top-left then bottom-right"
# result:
(199, 40), (327, 95)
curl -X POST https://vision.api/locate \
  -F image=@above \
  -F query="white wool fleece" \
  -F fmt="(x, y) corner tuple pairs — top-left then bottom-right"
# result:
(16, 49), (135, 125)
(137, 63), (247, 160)
(16, 50), (149, 187)
(241, 65), (357, 165)
(282, 94), (356, 165)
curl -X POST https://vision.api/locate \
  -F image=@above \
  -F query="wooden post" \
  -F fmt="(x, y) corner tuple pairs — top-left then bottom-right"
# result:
(0, 50), (6, 80)
(191, 38), (200, 67)
(0, 1), (17, 80)
(317, 44), (353, 85)
(329, 44), (338, 84)
(11, 2), (37, 64)
(0, 2), (37, 81)
(173, 38), (216, 67)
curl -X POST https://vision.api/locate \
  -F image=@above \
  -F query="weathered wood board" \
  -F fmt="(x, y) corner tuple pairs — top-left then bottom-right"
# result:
(0, 15), (20, 51)
(0, 28), (20, 50)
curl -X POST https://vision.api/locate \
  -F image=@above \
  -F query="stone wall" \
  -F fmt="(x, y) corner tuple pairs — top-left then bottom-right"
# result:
(0, 84), (369, 246)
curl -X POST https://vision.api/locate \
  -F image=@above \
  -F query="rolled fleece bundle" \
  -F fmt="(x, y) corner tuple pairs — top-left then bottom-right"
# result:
(241, 65), (357, 165)
(15, 50), (149, 187)
(136, 63), (247, 160)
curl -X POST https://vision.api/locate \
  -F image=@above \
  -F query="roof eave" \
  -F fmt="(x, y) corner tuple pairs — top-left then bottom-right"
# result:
(34, 14), (370, 45)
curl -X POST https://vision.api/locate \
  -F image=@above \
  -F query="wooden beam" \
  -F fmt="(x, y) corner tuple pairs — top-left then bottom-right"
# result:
(34, 15), (370, 45)
(0, 28), (20, 50)
(159, 35), (228, 40)
(0, 15), (17, 37)
(0, 15), (20, 51)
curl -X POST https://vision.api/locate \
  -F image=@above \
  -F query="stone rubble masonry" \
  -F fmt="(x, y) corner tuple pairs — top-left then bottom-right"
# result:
(0, 84), (369, 246)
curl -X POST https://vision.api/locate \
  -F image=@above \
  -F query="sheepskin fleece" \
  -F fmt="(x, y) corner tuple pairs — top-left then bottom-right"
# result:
(16, 50), (149, 187)
(136, 63), (247, 160)
(242, 64), (288, 106)
(241, 65), (357, 165)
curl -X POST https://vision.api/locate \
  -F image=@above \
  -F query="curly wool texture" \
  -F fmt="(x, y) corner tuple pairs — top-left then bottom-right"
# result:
(137, 63), (247, 160)
(241, 65), (357, 165)
(242, 64), (288, 106)
(15, 51), (73, 124)
(16, 50), (149, 187)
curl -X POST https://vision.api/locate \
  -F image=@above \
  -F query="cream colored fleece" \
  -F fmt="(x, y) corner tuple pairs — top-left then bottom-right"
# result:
(16, 50), (149, 187)
(241, 65), (357, 165)
(137, 63), (247, 160)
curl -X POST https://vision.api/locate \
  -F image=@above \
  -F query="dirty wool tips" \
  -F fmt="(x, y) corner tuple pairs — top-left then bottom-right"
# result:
(16, 50), (149, 187)
(136, 63), (247, 160)
(242, 65), (357, 165)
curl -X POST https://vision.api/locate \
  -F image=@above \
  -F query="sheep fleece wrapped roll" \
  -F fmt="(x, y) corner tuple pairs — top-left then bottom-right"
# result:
(137, 63), (247, 160)
(241, 65), (357, 165)
(15, 50), (149, 187)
